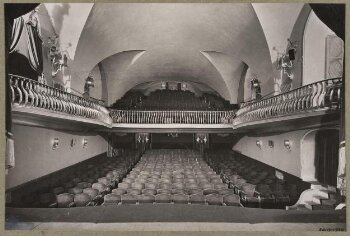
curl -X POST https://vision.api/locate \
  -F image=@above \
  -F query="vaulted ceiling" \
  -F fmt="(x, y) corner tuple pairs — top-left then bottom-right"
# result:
(42, 3), (306, 105)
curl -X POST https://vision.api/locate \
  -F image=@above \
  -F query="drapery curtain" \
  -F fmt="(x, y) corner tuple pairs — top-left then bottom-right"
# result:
(5, 131), (15, 170)
(9, 9), (43, 74)
(9, 16), (24, 53)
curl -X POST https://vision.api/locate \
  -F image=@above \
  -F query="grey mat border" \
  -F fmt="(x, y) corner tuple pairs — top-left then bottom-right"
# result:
(0, 0), (349, 235)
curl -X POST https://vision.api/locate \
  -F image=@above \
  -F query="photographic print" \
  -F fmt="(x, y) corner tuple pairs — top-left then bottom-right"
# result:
(3, 1), (346, 232)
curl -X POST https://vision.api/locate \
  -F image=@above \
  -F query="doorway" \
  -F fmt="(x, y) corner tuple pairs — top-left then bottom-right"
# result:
(315, 129), (339, 186)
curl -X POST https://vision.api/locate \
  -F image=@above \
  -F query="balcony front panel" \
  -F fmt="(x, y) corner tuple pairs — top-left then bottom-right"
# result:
(233, 78), (342, 129)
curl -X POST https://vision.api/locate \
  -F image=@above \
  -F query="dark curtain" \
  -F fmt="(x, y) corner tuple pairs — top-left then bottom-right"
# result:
(8, 8), (43, 76)
(309, 4), (345, 41)
(315, 130), (339, 186)
(310, 4), (346, 193)
(5, 4), (39, 169)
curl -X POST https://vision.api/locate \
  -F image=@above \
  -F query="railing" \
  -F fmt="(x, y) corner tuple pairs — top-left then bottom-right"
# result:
(9, 74), (341, 128)
(233, 78), (342, 126)
(90, 97), (105, 106)
(110, 109), (235, 124)
(9, 74), (112, 124)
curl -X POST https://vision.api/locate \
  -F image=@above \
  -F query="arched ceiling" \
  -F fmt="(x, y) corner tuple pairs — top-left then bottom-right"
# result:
(71, 3), (276, 104)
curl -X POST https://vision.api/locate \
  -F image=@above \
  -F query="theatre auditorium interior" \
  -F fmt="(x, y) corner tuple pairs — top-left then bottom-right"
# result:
(3, 3), (347, 231)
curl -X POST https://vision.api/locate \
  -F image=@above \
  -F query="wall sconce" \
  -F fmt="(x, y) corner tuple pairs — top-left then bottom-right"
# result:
(168, 133), (179, 138)
(275, 39), (298, 80)
(70, 138), (76, 147)
(83, 138), (88, 148)
(203, 136), (207, 143)
(48, 35), (69, 77)
(256, 140), (262, 149)
(268, 140), (274, 148)
(195, 134), (208, 144)
(83, 76), (95, 98)
(250, 77), (262, 100)
(161, 82), (166, 89)
(284, 140), (292, 151)
(52, 138), (59, 150)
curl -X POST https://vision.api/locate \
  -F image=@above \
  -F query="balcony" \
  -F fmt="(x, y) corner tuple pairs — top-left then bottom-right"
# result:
(9, 74), (112, 130)
(9, 74), (342, 133)
(109, 110), (235, 133)
(232, 78), (342, 133)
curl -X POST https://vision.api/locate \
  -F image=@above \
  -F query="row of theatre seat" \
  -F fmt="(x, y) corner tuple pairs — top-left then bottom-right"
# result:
(16, 151), (140, 208)
(205, 150), (304, 208)
(14, 149), (303, 209)
(102, 149), (241, 206)
(111, 90), (232, 111)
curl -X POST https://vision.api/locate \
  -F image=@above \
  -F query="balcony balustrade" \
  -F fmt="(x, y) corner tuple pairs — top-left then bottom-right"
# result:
(110, 109), (235, 125)
(9, 74), (342, 128)
(233, 78), (342, 126)
(9, 74), (111, 124)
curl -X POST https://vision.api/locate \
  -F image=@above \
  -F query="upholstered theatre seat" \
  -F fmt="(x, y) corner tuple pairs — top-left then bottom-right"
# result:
(206, 194), (224, 205)
(74, 193), (92, 207)
(111, 188), (126, 195)
(83, 188), (99, 199)
(172, 194), (189, 204)
(203, 189), (219, 195)
(76, 182), (92, 189)
(223, 194), (241, 206)
(214, 183), (228, 190)
(57, 193), (74, 208)
(68, 187), (83, 195)
(189, 194), (206, 204)
(127, 188), (142, 195)
(157, 189), (172, 194)
(121, 194), (138, 204)
(92, 183), (109, 193)
(137, 194), (155, 204)
(142, 189), (157, 195)
(103, 193), (121, 205)
(118, 182), (131, 190)
(155, 193), (172, 203)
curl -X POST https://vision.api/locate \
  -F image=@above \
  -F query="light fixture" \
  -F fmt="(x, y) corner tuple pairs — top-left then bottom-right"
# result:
(52, 138), (59, 150)
(48, 35), (69, 77)
(83, 138), (88, 148)
(70, 138), (76, 147)
(250, 77), (262, 100)
(256, 140), (262, 149)
(275, 39), (298, 80)
(284, 140), (292, 151)
(85, 76), (95, 87)
(83, 76), (95, 98)
(268, 140), (274, 148)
